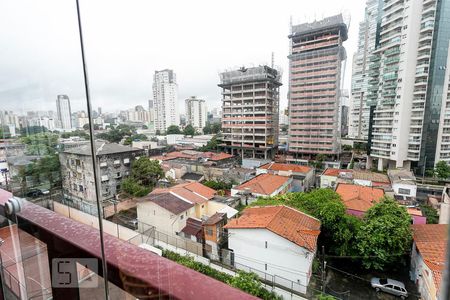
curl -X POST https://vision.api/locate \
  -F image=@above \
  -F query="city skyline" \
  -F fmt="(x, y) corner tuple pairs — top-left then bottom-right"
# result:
(0, 0), (365, 113)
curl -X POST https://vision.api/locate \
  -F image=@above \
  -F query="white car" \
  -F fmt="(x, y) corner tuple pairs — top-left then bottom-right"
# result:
(371, 277), (408, 299)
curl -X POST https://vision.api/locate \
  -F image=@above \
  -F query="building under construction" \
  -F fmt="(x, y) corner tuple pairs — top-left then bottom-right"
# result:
(288, 14), (348, 159)
(219, 65), (281, 160)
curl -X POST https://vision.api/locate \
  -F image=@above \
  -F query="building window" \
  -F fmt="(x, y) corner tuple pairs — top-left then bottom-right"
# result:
(206, 229), (213, 236)
(398, 188), (410, 195)
(180, 215), (184, 220)
(79, 185), (84, 192)
(265, 241), (268, 248)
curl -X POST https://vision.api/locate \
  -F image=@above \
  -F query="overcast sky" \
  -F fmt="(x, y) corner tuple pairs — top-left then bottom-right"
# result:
(0, 0), (365, 115)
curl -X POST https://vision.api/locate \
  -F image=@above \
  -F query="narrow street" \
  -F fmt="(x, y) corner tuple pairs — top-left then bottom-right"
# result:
(324, 266), (420, 300)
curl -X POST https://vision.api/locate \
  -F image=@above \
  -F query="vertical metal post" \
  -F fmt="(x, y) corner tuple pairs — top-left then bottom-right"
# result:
(74, 0), (109, 298)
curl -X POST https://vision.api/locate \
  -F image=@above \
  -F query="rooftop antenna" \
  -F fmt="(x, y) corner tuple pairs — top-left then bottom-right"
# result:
(271, 52), (274, 69)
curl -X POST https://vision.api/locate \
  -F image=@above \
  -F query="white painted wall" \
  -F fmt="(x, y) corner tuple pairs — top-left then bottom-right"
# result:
(137, 201), (195, 235)
(228, 228), (313, 293)
(392, 182), (417, 198)
(410, 242), (439, 300)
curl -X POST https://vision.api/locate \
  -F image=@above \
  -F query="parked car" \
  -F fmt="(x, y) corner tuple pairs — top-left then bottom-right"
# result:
(371, 277), (408, 299)
(25, 189), (43, 198)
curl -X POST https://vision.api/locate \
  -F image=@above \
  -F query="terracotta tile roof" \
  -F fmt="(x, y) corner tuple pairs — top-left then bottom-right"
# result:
(336, 183), (385, 212)
(139, 192), (194, 215)
(151, 182), (216, 205)
(234, 174), (291, 196)
(203, 152), (234, 161)
(412, 224), (448, 292)
(322, 168), (352, 177)
(259, 162), (312, 174)
(407, 208), (423, 217)
(225, 206), (321, 252)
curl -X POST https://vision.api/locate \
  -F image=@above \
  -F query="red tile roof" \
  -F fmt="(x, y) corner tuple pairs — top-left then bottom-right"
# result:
(336, 183), (385, 212)
(322, 168), (352, 177)
(151, 182), (216, 205)
(225, 206), (320, 252)
(412, 224), (448, 292)
(234, 174), (291, 196)
(259, 162), (312, 174)
(203, 152), (234, 161)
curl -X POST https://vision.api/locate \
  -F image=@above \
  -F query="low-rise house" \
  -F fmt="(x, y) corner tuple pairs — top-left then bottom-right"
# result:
(256, 162), (314, 192)
(336, 183), (426, 224)
(204, 212), (227, 258)
(59, 143), (143, 213)
(320, 168), (390, 189)
(231, 174), (292, 204)
(410, 224), (447, 300)
(180, 217), (204, 243)
(137, 182), (237, 236)
(388, 169), (417, 198)
(335, 183), (385, 218)
(137, 191), (195, 236)
(225, 206), (320, 294)
(320, 168), (352, 188)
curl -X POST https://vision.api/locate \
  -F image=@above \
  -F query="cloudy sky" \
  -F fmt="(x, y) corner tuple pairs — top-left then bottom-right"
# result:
(0, 0), (365, 115)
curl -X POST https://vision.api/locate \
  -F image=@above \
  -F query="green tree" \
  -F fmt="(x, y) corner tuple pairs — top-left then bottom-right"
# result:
(183, 124), (196, 136)
(420, 204), (439, 224)
(356, 197), (412, 270)
(252, 189), (361, 256)
(123, 134), (148, 145)
(435, 160), (450, 179)
(199, 136), (219, 152)
(166, 125), (181, 134)
(122, 158), (164, 197)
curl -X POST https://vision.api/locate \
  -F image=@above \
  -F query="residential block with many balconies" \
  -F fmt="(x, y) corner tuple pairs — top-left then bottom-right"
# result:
(219, 66), (281, 160)
(288, 14), (348, 158)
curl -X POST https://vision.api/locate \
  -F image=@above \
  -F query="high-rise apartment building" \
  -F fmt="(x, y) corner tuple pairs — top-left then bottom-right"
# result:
(56, 94), (72, 129)
(185, 96), (207, 130)
(288, 14), (348, 158)
(367, 0), (450, 171)
(349, 0), (382, 140)
(152, 69), (179, 132)
(220, 66), (281, 160)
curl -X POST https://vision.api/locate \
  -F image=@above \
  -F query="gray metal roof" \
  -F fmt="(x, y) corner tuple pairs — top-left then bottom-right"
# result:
(63, 142), (142, 156)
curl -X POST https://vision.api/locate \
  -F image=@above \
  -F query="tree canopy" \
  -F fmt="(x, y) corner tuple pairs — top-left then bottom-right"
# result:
(435, 160), (450, 179)
(96, 124), (136, 143)
(251, 190), (412, 270)
(203, 122), (221, 134)
(166, 125), (181, 135)
(183, 124), (196, 136)
(123, 134), (148, 145)
(199, 136), (219, 152)
(356, 197), (412, 270)
(122, 158), (163, 197)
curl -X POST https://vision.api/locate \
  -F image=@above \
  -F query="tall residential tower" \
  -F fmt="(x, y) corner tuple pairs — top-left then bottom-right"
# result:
(185, 96), (207, 130)
(349, 0), (382, 140)
(220, 66), (281, 160)
(152, 69), (179, 132)
(367, 0), (450, 171)
(288, 14), (348, 158)
(56, 95), (72, 129)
